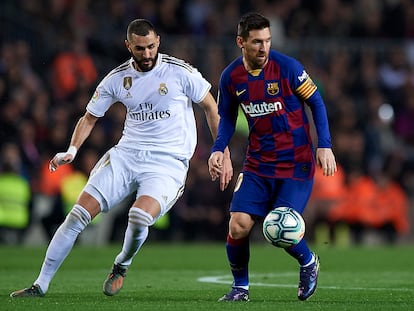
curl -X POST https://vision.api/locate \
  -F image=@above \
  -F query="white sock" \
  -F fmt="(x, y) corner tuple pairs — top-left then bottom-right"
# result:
(34, 205), (91, 293)
(234, 285), (249, 290)
(302, 254), (315, 267)
(114, 208), (152, 267)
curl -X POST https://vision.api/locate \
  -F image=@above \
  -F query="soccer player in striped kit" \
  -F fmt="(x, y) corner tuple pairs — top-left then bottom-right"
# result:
(208, 12), (337, 301)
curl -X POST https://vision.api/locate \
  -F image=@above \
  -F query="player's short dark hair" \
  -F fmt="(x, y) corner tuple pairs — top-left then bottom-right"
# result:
(237, 12), (270, 39)
(127, 19), (156, 40)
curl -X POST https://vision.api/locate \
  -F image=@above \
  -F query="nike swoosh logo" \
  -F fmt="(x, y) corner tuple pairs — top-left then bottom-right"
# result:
(236, 89), (246, 96)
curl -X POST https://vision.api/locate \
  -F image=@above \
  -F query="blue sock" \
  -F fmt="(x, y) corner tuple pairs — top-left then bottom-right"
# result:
(284, 238), (313, 266)
(226, 235), (250, 287)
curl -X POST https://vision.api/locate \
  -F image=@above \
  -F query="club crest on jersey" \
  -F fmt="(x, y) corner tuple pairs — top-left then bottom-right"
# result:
(92, 89), (99, 100)
(267, 82), (279, 96)
(158, 83), (168, 96)
(123, 77), (132, 90)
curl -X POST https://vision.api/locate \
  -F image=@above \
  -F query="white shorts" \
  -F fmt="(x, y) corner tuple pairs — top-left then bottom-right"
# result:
(84, 146), (188, 222)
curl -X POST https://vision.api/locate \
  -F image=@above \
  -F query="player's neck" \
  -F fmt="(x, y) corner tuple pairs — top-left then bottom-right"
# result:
(242, 57), (267, 73)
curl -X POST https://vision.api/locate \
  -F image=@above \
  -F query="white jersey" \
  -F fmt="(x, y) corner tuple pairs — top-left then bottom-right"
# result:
(86, 53), (211, 160)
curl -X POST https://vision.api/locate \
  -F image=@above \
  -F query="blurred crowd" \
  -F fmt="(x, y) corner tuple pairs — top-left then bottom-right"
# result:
(1, 0), (414, 245)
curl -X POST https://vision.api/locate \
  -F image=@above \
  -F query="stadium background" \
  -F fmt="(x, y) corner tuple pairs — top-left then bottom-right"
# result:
(0, 0), (413, 246)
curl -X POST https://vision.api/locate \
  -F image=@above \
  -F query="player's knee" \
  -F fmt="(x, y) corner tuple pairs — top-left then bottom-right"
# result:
(128, 207), (154, 227)
(64, 204), (92, 233)
(229, 214), (253, 239)
(229, 221), (252, 240)
(229, 227), (250, 239)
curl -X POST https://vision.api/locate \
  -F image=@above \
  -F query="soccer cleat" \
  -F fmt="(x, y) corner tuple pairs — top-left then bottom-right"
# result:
(103, 264), (127, 296)
(298, 252), (320, 301)
(218, 287), (250, 302)
(10, 284), (44, 298)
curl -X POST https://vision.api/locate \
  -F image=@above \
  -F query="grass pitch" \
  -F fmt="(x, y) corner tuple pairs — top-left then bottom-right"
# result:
(1, 243), (413, 311)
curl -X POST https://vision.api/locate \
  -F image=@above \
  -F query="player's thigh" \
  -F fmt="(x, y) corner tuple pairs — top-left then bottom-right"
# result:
(136, 173), (185, 223)
(273, 178), (314, 214)
(135, 151), (188, 222)
(84, 148), (136, 213)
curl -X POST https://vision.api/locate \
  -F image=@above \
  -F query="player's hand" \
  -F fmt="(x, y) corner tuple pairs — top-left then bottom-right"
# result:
(316, 148), (337, 176)
(49, 146), (77, 172)
(208, 151), (224, 181)
(219, 155), (233, 191)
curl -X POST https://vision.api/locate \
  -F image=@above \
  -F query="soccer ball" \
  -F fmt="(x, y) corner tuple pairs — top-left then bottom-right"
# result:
(262, 207), (305, 248)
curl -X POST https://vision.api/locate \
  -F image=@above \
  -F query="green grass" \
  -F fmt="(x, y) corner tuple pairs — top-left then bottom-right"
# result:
(1, 243), (413, 311)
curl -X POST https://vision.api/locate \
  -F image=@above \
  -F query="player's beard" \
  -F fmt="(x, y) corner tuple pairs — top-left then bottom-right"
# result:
(131, 52), (158, 72)
(252, 53), (268, 69)
(245, 52), (268, 70)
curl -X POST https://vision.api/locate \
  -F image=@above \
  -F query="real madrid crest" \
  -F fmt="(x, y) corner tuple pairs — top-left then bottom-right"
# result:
(158, 83), (168, 96)
(267, 82), (279, 96)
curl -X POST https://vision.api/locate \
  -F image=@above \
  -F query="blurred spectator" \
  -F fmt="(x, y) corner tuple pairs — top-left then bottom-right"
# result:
(328, 162), (410, 244)
(394, 86), (414, 147)
(351, 0), (384, 38)
(49, 38), (97, 101)
(328, 167), (377, 244)
(156, 0), (185, 34)
(0, 100), (20, 149)
(363, 88), (402, 176)
(305, 164), (347, 242)
(89, 0), (133, 69)
(174, 156), (231, 241)
(34, 158), (73, 240)
(333, 128), (366, 174)
(378, 46), (410, 106)
(313, 0), (352, 37)
(30, 89), (52, 150)
(185, 0), (214, 35)
(0, 143), (31, 244)
(18, 120), (41, 179)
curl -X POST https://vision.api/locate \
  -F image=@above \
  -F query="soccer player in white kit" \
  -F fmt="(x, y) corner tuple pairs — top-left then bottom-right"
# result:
(11, 19), (232, 298)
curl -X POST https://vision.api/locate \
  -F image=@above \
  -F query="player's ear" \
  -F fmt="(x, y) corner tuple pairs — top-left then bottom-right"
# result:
(125, 39), (131, 52)
(236, 36), (244, 49)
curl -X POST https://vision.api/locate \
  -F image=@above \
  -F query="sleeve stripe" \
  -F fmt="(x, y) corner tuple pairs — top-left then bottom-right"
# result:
(162, 55), (194, 73)
(107, 61), (130, 78)
(295, 77), (317, 100)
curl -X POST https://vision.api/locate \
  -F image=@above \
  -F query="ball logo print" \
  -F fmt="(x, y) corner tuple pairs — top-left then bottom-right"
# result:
(262, 207), (305, 248)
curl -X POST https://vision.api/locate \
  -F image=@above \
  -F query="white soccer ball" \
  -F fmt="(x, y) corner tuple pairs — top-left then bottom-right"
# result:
(262, 207), (305, 248)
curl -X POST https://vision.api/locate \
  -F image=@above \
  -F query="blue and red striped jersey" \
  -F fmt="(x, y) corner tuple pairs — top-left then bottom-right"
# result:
(212, 50), (332, 180)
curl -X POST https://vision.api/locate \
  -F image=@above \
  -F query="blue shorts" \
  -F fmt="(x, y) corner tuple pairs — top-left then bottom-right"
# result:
(230, 171), (314, 217)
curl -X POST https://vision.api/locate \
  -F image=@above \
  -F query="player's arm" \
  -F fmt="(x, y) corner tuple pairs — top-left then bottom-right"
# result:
(49, 111), (99, 172)
(293, 68), (337, 176)
(199, 91), (233, 191)
(208, 72), (239, 183)
(305, 91), (337, 176)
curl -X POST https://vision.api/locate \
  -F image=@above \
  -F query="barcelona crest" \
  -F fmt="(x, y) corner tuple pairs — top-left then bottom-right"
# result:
(267, 82), (279, 96)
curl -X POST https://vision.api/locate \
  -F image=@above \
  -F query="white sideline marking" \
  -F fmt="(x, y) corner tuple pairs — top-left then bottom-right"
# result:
(197, 273), (413, 292)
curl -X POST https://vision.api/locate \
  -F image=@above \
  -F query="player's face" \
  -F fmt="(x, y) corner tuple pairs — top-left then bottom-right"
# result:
(237, 28), (271, 70)
(125, 31), (160, 72)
